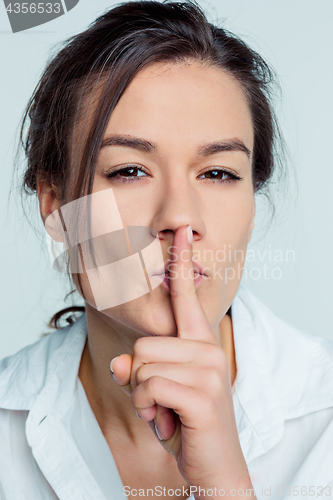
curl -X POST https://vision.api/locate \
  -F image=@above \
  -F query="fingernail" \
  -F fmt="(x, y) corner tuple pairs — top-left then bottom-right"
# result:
(155, 422), (164, 440)
(110, 356), (119, 375)
(136, 411), (142, 419)
(186, 225), (193, 245)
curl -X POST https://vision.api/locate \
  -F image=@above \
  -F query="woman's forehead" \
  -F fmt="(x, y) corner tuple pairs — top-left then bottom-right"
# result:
(103, 61), (254, 156)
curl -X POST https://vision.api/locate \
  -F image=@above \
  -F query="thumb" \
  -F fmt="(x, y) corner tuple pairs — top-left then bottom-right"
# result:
(110, 354), (133, 397)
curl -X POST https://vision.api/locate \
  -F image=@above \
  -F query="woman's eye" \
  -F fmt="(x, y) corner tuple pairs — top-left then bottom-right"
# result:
(106, 165), (149, 183)
(106, 165), (243, 184)
(198, 168), (243, 184)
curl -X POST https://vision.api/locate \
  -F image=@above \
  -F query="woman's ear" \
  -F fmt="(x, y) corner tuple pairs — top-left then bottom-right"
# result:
(37, 180), (61, 223)
(37, 180), (63, 242)
(247, 200), (256, 244)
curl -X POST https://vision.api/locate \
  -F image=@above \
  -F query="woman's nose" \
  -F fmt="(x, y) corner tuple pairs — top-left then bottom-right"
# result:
(151, 179), (206, 242)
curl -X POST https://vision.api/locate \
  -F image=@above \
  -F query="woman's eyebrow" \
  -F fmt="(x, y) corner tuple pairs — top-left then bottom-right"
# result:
(100, 134), (251, 158)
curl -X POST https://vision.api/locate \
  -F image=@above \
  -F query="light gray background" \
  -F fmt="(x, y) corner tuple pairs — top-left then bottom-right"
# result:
(1, 0), (332, 358)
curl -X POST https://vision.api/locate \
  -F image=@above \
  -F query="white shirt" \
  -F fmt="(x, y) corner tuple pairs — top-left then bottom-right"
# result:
(0, 285), (333, 500)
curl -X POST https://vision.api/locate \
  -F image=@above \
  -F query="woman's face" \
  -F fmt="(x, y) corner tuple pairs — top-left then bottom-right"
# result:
(74, 60), (255, 337)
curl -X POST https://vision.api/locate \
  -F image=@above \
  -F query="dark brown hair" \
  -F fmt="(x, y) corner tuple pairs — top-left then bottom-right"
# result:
(18, 0), (284, 329)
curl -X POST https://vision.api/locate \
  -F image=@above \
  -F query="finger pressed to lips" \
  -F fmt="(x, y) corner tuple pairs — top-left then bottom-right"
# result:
(169, 225), (218, 344)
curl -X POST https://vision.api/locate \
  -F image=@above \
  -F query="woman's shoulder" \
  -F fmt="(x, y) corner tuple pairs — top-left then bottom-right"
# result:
(235, 284), (333, 355)
(233, 285), (333, 418)
(0, 313), (87, 411)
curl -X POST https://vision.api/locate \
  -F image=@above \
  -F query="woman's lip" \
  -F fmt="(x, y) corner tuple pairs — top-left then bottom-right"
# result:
(154, 261), (208, 277)
(158, 272), (207, 291)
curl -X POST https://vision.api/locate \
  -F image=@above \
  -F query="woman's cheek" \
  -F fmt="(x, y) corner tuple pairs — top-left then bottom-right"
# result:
(214, 195), (254, 299)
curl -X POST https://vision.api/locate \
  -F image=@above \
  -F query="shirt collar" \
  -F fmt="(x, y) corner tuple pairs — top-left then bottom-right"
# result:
(1, 286), (333, 459)
(232, 285), (333, 462)
(0, 313), (87, 446)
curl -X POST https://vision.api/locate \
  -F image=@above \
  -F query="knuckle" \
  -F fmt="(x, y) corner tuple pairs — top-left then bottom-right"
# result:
(146, 375), (160, 393)
(205, 396), (216, 415)
(208, 369), (224, 394)
(210, 345), (229, 372)
(133, 336), (147, 358)
(194, 392), (215, 418)
(198, 367), (222, 397)
(169, 288), (183, 300)
(170, 286), (196, 301)
(130, 387), (139, 408)
(199, 346), (229, 393)
(179, 325), (192, 338)
(136, 363), (148, 384)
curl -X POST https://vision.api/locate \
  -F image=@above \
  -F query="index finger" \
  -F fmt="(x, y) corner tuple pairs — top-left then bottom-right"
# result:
(169, 225), (217, 344)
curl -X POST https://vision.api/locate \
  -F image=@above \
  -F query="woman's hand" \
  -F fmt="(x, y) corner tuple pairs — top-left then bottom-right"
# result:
(110, 225), (255, 499)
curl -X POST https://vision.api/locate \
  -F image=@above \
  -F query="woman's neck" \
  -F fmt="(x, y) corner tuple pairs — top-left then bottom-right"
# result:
(217, 313), (237, 387)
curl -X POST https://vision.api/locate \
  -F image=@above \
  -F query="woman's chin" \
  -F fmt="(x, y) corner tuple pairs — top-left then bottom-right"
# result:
(133, 298), (178, 337)
(96, 288), (178, 337)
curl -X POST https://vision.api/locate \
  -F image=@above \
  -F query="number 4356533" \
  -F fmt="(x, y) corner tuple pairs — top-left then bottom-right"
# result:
(6, 3), (61, 14)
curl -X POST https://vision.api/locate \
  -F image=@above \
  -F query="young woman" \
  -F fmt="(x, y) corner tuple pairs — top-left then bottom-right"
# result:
(1, 1), (333, 499)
